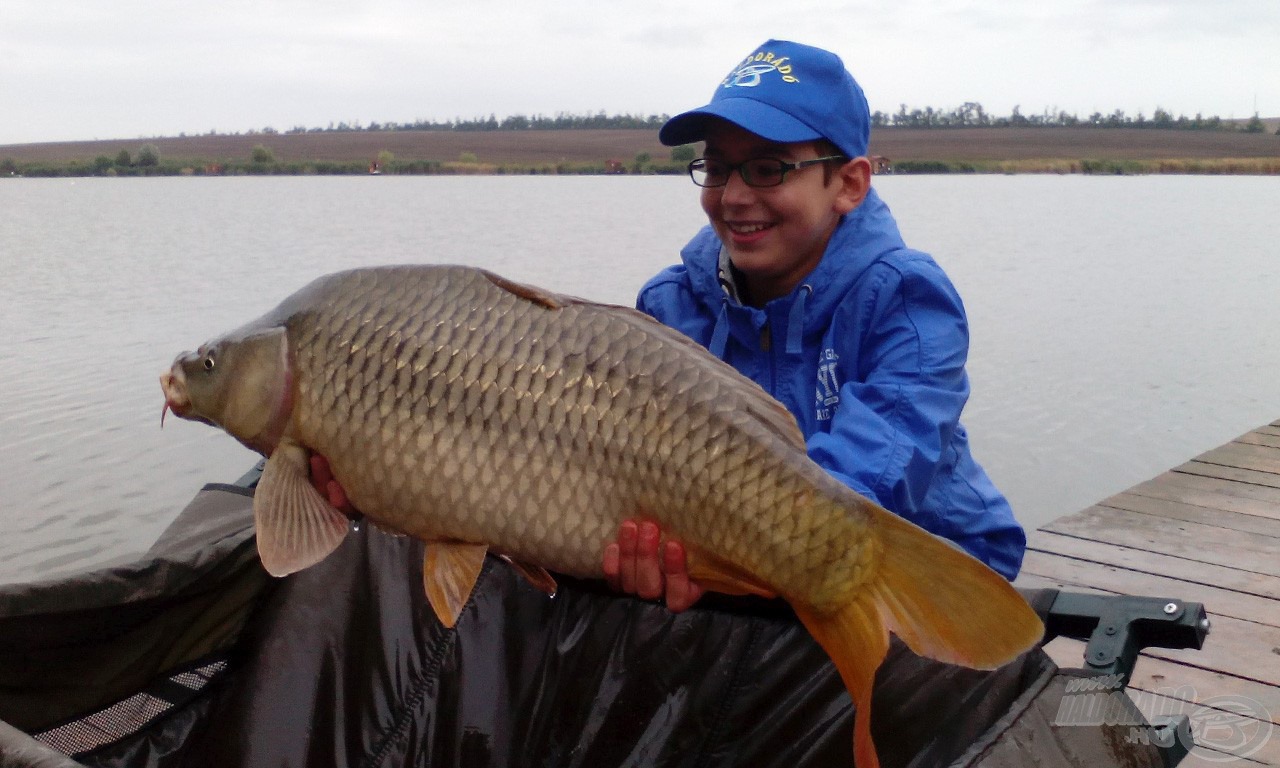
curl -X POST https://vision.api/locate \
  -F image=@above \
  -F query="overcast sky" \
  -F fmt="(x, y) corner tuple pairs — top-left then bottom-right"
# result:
(3, 0), (1278, 146)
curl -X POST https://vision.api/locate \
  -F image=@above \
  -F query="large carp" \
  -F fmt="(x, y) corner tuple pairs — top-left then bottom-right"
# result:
(160, 264), (1042, 767)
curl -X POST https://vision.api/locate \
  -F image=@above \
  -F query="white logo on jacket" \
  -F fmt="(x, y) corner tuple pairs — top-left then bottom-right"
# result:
(816, 348), (840, 422)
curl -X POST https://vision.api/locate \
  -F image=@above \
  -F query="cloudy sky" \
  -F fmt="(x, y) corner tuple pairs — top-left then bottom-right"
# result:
(3, 0), (1278, 146)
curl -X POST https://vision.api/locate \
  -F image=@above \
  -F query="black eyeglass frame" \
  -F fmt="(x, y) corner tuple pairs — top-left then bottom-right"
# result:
(686, 155), (849, 188)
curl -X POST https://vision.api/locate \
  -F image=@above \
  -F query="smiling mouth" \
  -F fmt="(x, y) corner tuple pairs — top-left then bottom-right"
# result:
(727, 222), (773, 235)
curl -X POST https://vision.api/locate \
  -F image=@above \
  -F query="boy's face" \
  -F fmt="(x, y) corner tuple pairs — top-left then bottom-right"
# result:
(699, 121), (869, 306)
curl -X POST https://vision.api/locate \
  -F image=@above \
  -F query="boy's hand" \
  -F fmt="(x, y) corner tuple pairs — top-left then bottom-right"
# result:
(602, 520), (704, 613)
(309, 453), (355, 515)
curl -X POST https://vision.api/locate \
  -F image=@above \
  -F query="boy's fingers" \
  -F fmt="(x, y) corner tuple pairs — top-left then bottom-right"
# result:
(309, 453), (355, 514)
(634, 521), (663, 600)
(602, 542), (621, 591)
(326, 480), (350, 511)
(617, 520), (639, 594)
(309, 454), (332, 486)
(663, 540), (704, 613)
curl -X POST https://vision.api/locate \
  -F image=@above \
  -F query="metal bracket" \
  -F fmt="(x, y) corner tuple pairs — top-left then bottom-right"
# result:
(1148, 715), (1194, 766)
(1044, 592), (1211, 680)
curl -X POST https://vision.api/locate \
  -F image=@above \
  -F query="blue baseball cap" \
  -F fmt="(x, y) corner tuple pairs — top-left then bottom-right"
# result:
(659, 40), (870, 159)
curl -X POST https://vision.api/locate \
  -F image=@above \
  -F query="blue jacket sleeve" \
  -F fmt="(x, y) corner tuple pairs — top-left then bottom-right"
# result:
(808, 256), (968, 511)
(805, 256), (1024, 577)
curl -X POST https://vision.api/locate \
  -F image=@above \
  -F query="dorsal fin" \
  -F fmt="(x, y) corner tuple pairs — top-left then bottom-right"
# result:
(480, 269), (578, 309)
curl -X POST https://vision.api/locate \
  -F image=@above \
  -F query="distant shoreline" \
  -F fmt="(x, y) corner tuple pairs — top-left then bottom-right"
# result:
(4, 127), (1280, 176)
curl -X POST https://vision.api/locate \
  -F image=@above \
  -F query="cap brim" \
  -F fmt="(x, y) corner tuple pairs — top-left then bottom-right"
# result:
(659, 97), (823, 147)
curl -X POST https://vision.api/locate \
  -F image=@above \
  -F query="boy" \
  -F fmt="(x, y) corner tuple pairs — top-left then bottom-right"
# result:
(603, 39), (1024, 611)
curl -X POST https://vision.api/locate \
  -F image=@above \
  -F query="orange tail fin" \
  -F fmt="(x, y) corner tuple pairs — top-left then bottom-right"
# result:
(795, 508), (1043, 767)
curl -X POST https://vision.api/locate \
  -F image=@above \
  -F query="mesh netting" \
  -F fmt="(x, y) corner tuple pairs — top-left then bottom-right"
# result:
(34, 659), (227, 757)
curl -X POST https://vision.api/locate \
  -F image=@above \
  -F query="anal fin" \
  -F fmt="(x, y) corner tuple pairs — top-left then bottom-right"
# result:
(423, 542), (489, 628)
(684, 545), (777, 599)
(254, 441), (350, 577)
(794, 598), (888, 768)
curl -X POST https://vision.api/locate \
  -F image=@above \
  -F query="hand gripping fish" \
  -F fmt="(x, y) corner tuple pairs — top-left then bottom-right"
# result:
(160, 265), (1042, 768)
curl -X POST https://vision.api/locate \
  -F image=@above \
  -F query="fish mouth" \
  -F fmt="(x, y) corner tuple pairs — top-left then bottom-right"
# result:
(159, 365), (191, 426)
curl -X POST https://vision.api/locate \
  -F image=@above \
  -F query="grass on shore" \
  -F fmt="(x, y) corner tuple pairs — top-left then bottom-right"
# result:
(892, 157), (1280, 175)
(1, 158), (693, 178)
(6, 126), (1280, 177)
(9, 156), (1280, 178)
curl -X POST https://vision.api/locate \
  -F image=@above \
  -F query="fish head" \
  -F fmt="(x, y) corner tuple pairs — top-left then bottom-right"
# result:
(160, 325), (294, 456)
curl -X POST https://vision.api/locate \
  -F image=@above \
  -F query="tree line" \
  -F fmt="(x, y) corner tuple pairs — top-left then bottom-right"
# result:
(221, 105), (1273, 138)
(266, 112), (670, 136)
(873, 103), (1272, 133)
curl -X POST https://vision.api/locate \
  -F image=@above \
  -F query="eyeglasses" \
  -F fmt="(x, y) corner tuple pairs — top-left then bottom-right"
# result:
(687, 155), (848, 188)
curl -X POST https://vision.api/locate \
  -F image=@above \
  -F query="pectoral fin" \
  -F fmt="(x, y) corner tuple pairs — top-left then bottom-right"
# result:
(423, 542), (489, 628)
(254, 442), (350, 576)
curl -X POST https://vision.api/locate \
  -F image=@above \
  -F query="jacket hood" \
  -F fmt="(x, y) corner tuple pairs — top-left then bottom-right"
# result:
(680, 187), (909, 353)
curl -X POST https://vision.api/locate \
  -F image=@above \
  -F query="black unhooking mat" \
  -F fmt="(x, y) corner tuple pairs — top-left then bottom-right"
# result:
(0, 484), (1167, 768)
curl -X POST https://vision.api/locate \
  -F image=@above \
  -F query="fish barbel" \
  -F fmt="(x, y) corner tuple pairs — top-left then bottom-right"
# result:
(160, 264), (1042, 767)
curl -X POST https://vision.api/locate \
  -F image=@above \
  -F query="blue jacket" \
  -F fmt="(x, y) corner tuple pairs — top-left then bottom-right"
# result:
(637, 188), (1025, 579)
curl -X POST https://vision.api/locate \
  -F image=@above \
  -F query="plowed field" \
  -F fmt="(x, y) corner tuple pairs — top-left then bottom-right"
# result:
(4, 127), (1279, 166)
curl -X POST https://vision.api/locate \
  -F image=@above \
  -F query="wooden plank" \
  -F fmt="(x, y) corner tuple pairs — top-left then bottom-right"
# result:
(1239, 431), (1280, 450)
(1042, 506), (1280, 576)
(1016, 570), (1108, 596)
(1141, 471), (1280, 513)
(1099, 492), (1280, 536)
(1177, 751), (1271, 767)
(1020, 550), (1280, 628)
(1145, 614), (1280, 688)
(1022, 417), (1280, 763)
(1026, 531), (1280, 602)
(1196, 442), (1280, 476)
(1176, 461), (1280, 491)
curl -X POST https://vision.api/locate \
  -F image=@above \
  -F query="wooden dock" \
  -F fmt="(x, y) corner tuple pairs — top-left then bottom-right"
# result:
(1014, 421), (1280, 765)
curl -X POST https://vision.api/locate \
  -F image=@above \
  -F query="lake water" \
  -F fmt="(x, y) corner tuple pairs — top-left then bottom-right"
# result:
(1, 174), (1277, 584)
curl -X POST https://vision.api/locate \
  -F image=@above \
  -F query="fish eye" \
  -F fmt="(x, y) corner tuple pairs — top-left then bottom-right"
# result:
(203, 352), (216, 371)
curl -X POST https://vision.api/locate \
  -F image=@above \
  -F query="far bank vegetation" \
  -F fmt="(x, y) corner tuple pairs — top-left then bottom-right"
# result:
(3, 105), (1278, 178)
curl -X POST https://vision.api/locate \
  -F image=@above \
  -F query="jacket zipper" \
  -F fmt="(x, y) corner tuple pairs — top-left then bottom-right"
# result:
(759, 323), (776, 395)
